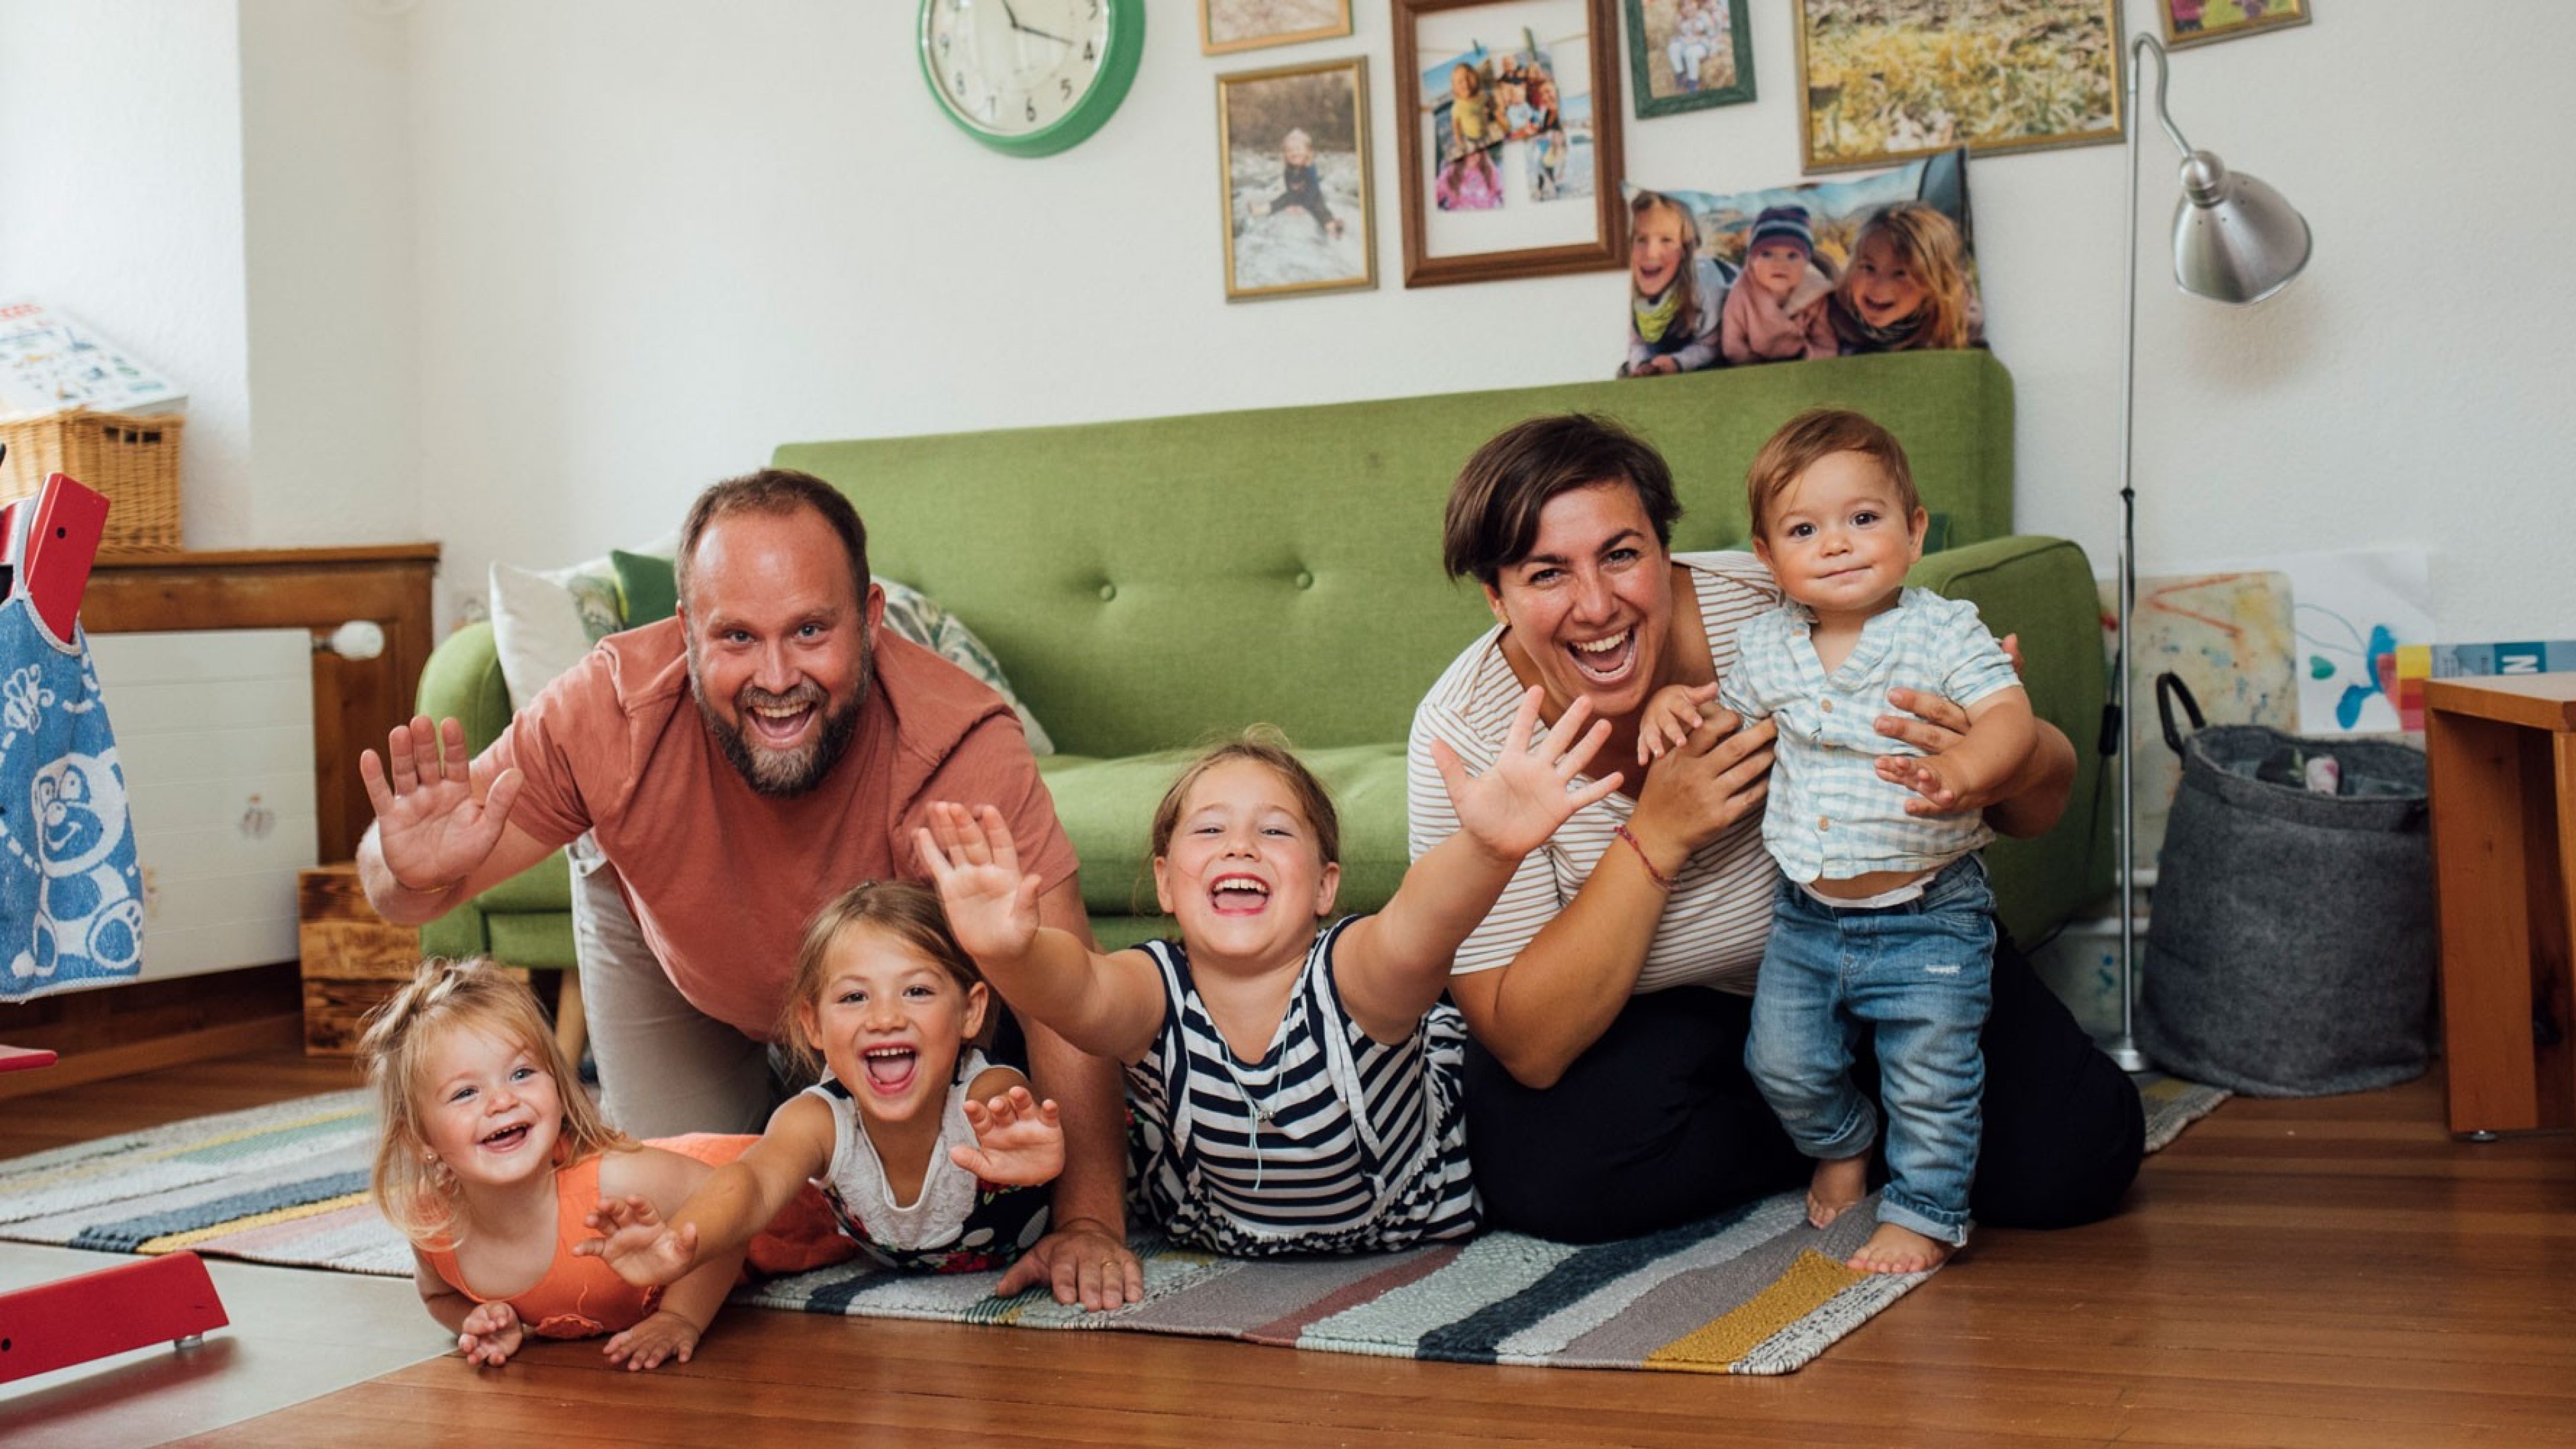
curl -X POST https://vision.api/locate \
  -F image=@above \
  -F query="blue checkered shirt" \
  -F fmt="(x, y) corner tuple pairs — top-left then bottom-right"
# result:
(1718, 588), (2021, 884)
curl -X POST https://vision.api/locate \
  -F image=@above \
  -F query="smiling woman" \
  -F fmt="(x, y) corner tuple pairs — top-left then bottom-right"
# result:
(1407, 413), (2145, 1244)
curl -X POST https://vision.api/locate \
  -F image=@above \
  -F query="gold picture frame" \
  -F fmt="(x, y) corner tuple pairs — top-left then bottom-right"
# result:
(1795, 0), (2125, 174)
(1218, 57), (1377, 301)
(2159, 0), (2310, 50)
(1201, 0), (1356, 56)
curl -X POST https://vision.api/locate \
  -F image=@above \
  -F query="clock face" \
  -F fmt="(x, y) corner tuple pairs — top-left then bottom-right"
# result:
(920, 0), (1138, 155)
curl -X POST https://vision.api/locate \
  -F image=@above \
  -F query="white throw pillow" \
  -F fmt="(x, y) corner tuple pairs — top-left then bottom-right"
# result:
(487, 558), (621, 706)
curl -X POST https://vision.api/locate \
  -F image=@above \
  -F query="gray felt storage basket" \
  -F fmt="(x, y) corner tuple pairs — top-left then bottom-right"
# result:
(2137, 677), (2435, 1096)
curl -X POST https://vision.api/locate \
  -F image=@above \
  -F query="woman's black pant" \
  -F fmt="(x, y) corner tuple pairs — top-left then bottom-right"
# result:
(1460, 940), (2145, 1242)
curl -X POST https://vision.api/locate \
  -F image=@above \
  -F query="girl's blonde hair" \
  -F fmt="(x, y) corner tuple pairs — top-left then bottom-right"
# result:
(358, 957), (626, 1247)
(777, 881), (987, 1083)
(1629, 191), (1705, 325)
(1844, 203), (1975, 350)
(1148, 728), (1342, 870)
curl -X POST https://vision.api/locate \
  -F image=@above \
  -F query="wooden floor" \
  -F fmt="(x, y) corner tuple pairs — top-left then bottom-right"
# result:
(7, 1050), (2569, 1448)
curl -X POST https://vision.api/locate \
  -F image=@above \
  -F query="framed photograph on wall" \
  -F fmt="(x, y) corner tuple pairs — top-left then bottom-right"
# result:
(1393, 0), (1626, 287)
(2160, 0), (2309, 49)
(1794, 0), (2123, 174)
(1203, 0), (1356, 56)
(1218, 57), (1376, 301)
(1625, 0), (1754, 118)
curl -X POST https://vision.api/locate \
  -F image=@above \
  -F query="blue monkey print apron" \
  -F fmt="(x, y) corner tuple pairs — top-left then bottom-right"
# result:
(0, 568), (144, 1001)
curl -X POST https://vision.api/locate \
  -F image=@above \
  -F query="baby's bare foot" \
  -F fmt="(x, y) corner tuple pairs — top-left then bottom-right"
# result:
(1846, 1222), (1955, 1275)
(1806, 1155), (1868, 1228)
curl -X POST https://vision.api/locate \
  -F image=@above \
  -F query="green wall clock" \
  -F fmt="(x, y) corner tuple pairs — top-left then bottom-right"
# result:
(918, 0), (1144, 158)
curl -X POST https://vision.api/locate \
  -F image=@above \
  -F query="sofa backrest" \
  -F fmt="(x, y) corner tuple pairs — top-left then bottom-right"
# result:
(775, 350), (2014, 759)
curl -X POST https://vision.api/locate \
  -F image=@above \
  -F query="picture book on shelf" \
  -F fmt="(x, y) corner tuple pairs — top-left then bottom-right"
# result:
(0, 297), (185, 419)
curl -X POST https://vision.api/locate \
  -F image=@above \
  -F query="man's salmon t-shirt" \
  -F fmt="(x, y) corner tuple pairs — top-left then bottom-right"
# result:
(486, 617), (1079, 1039)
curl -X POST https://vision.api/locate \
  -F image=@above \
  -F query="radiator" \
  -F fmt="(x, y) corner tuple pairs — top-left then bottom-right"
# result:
(85, 628), (317, 982)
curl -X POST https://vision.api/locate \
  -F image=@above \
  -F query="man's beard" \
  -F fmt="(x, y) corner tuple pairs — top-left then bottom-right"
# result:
(692, 649), (868, 798)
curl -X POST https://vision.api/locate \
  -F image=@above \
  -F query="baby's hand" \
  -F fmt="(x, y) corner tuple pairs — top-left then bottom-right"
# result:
(1877, 751), (1976, 815)
(602, 1309), (702, 1373)
(1638, 682), (1719, 765)
(457, 1299), (523, 1368)
(951, 1085), (1065, 1188)
(916, 802), (1042, 965)
(575, 1193), (700, 1287)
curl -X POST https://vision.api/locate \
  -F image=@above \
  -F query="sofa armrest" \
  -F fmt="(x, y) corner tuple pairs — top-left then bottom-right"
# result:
(413, 620), (574, 934)
(418, 621), (516, 755)
(1906, 535), (2112, 949)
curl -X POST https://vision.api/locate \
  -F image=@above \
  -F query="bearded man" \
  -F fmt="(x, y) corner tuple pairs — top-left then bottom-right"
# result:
(356, 469), (1142, 1309)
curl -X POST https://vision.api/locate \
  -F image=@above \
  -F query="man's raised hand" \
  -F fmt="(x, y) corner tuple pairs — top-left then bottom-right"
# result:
(360, 715), (521, 894)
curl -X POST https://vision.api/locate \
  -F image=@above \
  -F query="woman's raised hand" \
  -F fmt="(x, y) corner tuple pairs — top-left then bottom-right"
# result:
(1433, 686), (1625, 862)
(359, 715), (521, 893)
(916, 802), (1042, 965)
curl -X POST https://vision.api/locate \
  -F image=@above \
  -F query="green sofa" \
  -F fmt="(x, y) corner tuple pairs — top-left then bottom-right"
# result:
(417, 350), (2110, 968)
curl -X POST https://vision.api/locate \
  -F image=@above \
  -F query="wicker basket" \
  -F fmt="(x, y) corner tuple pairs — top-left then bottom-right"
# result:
(0, 409), (184, 550)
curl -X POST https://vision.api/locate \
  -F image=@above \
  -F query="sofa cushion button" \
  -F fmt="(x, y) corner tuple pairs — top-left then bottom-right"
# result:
(1295, 570), (1314, 590)
(1097, 583), (1117, 602)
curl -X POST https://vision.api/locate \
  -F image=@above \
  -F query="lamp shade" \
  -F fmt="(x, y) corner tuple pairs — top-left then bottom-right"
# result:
(2171, 150), (2311, 305)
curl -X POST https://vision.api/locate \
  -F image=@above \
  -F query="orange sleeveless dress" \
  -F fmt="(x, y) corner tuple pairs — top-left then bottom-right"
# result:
(421, 1133), (852, 1339)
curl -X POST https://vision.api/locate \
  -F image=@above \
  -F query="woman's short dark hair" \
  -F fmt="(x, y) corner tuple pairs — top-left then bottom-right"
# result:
(1442, 414), (1682, 588)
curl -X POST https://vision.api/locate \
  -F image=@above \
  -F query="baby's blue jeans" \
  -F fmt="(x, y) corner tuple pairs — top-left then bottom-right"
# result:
(1744, 854), (1995, 1246)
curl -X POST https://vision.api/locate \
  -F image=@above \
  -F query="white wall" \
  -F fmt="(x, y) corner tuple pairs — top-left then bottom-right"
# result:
(0, 0), (253, 543)
(239, 0), (420, 545)
(403, 3), (2576, 643)
(14, 5), (2569, 645)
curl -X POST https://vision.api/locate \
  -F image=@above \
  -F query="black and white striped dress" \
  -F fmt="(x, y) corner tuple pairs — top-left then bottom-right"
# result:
(1127, 916), (1481, 1256)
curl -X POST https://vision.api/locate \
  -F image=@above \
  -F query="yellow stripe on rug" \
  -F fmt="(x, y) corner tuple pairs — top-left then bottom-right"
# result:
(1644, 1249), (1864, 1373)
(137, 1191), (375, 1254)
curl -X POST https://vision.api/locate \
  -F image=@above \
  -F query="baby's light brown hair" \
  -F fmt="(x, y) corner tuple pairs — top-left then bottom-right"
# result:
(1745, 407), (1922, 543)
(358, 957), (627, 1247)
(777, 881), (988, 1083)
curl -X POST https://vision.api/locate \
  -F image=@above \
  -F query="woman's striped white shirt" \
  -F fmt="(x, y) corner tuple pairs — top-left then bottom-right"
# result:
(1407, 551), (1784, 997)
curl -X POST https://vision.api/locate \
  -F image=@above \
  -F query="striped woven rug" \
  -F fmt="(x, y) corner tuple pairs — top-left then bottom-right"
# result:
(0, 1074), (2226, 1375)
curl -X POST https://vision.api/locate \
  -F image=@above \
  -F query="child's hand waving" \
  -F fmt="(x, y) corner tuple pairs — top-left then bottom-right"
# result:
(916, 802), (1043, 965)
(949, 1085), (1065, 1187)
(1637, 682), (1720, 765)
(456, 1299), (523, 1368)
(1433, 686), (1625, 862)
(575, 1193), (700, 1287)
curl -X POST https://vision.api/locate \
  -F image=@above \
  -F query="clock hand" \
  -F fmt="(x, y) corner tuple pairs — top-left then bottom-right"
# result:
(996, 0), (1073, 46)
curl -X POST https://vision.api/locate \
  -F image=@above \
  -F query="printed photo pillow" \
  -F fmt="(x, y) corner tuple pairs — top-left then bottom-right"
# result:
(1617, 148), (1982, 377)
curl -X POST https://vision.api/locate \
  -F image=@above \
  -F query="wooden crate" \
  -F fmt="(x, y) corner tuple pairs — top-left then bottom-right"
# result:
(297, 865), (526, 1056)
(297, 864), (418, 1057)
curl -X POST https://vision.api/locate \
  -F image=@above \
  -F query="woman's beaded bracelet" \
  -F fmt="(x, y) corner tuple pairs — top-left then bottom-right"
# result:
(1613, 824), (1677, 892)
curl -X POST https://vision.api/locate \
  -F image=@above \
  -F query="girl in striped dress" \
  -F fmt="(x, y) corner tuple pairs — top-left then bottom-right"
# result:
(919, 692), (1617, 1256)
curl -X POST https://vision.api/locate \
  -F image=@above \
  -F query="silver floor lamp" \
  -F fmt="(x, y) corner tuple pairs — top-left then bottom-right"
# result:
(2109, 34), (2314, 1073)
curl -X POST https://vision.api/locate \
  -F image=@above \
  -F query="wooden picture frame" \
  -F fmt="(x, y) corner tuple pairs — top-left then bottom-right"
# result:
(1202, 0), (1356, 56)
(2159, 0), (2309, 49)
(1625, 0), (1754, 118)
(1218, 58), (1377, 301)
(1794, 0), (2125, 174)
(1393, 0), (1626, 288)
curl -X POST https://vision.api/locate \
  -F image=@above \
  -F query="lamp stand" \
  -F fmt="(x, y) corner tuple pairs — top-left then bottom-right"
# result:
(2106, 36), (2171, 1077)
